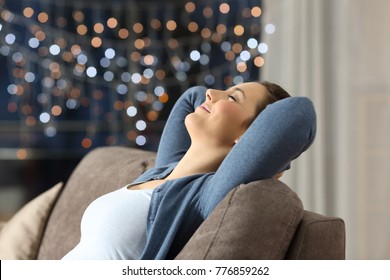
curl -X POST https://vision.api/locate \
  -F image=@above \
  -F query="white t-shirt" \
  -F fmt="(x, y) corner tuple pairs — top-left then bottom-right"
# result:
(62, 186), (153, 260)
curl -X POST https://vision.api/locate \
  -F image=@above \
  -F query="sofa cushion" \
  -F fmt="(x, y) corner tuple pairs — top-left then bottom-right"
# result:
(175, 179), (304, 259)
(0, 182), (63, 260)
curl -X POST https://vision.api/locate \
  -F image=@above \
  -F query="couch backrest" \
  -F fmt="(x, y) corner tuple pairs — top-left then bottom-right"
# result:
(37, 147), (156, 260)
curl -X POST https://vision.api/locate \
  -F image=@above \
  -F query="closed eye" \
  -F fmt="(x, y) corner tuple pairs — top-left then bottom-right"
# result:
(228, 94), (238, 102)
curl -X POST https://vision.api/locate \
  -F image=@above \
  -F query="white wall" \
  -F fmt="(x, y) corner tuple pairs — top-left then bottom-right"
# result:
(262, 0), (390, 259)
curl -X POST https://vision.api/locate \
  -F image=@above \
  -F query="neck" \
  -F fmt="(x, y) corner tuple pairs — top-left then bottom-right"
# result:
(166, 143), (232, 180)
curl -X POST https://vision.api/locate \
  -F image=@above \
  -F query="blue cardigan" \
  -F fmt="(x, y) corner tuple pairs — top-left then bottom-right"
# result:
(134, 86), (317, 259)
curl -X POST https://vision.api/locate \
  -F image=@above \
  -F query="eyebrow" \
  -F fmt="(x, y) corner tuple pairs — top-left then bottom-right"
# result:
(228, 86), (246, 100)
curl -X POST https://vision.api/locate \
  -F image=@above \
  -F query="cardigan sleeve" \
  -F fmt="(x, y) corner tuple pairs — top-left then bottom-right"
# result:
(155, 86), (206, 168)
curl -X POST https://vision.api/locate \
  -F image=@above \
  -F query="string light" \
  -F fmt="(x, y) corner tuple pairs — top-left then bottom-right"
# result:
(0, 0), (267, 151)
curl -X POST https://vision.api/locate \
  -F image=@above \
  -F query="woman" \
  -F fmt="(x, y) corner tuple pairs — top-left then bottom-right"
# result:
(62, 81), (316, 260)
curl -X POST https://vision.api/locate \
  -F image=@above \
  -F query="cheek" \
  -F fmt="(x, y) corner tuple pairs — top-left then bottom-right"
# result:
(215, 103), (248, 125)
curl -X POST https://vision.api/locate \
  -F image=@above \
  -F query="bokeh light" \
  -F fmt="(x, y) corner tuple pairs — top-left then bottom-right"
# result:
(0, 0), (266, 151)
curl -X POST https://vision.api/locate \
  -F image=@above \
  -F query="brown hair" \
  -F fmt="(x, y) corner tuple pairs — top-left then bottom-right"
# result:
(256, 81), (291, 114)
(260, 81), (291, 101)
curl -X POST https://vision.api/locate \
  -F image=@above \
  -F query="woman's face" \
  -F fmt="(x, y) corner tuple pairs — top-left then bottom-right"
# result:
(185, 82), (270, 146)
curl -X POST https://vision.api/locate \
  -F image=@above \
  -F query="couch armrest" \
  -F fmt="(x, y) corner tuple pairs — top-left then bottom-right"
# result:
(285, 211), (346, 259)
(176, 179), (304, 260)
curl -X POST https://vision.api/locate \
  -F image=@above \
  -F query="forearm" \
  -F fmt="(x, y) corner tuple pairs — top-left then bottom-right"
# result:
(155, 86), (207, 167)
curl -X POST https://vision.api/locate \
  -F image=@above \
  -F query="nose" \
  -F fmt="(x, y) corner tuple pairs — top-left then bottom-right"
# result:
(206, 89), (224, 102)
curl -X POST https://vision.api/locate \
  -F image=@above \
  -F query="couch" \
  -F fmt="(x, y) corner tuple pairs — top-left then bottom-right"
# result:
(0, 147), (345, 260)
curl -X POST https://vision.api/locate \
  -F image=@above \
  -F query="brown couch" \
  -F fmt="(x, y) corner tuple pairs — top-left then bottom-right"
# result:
(0, 147), (345, 260)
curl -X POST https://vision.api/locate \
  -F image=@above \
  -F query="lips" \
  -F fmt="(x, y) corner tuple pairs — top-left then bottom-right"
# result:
(199, 104), (210, 113)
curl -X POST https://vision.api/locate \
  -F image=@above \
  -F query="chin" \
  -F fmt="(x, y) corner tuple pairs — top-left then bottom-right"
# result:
(184, 113), (197, 135)
(184, 113), (193, 128)
(185, 114), (212, 141)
